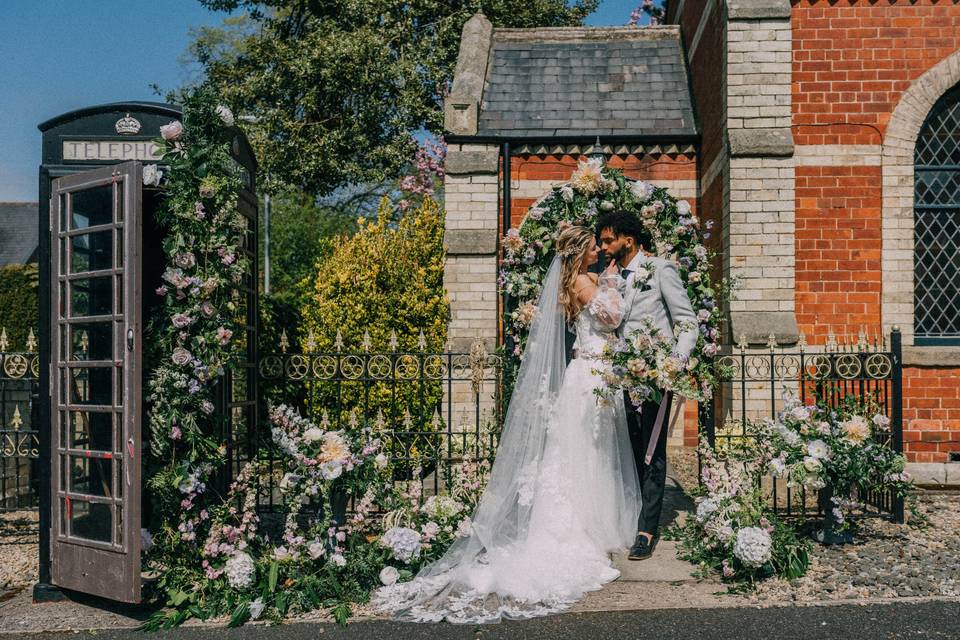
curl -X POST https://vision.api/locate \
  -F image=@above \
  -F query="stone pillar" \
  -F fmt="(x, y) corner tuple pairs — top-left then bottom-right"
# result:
(724, 0), (799, 346)
(442, 145), (500, 353)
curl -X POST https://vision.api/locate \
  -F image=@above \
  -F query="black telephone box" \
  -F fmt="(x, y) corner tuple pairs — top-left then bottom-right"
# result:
(36, 103), (258, 603)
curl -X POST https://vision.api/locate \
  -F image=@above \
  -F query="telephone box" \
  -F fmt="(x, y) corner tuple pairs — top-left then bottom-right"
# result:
(35, 102), (258, 603)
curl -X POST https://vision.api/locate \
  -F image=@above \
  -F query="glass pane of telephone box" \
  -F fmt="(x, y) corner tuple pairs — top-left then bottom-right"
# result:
(71, 231), (113, 273)
(70, 185), (113, 230)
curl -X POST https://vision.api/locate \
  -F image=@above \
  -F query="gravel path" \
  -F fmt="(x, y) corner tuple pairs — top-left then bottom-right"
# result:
(0, 511), (38, 597)
(743, 493), (960, 604)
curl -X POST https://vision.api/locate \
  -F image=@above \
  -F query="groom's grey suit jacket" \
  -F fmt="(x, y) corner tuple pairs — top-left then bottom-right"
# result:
(617, 254), (698, 359)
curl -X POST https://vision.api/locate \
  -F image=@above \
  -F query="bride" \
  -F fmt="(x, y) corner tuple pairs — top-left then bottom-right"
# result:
(372, 225), (640, 623)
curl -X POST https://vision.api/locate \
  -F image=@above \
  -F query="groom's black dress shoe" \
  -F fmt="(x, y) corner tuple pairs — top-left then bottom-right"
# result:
(628, 534), (656, 561)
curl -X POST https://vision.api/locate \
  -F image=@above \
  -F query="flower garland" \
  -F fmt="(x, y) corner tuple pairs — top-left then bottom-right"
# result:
(143, 89), (250, 560)
(499, 157), (724, 397)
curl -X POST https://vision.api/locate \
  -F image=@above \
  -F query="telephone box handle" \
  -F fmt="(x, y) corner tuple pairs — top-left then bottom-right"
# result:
(127, 328), (134, 351)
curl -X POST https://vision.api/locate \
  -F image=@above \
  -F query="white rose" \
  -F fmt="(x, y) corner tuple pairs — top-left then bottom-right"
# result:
(320, 460), (343, 480)
(379, 565), (400, 586)
(331, 553), (347, 567)
(806, 439), (830, 459)
(249, 598), (265, 620)
(303, 427), (324, 443)
(677, 200), (691, 215)
(560, 185), (574, 202)
(159, 120), (184, 141)
(600, 200), (614, 211)
(308, 540), (325, 559)
(216, 105), (235, 127)
(142, 164), (163, 187)
(803, 456), (822, 472)
(374, 453), (388, 469)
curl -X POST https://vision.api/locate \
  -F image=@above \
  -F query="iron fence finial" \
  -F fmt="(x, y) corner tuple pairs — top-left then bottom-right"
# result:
(737, 333), (747, 351)
(389, 330), (399, 352)
(26, 328), (36, 353)
(334, 329), (344, 352)
(305, 329), (317, 352)
(417, 329), (427, 352)
(0, 328), (7, 352)
(280, 329), (289, 353)
(362, 330), (372, 353)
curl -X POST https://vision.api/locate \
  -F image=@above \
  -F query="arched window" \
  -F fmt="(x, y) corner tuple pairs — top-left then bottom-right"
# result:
(914, 84), (960, 344)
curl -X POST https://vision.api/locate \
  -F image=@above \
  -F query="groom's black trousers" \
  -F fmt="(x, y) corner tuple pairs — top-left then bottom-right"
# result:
(623, 390), (672, 536)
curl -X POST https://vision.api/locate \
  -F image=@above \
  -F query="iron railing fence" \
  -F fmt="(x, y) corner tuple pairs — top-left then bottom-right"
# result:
(700, 328), (905, 523)
(252, 331), (505, 513)
(0, 329), (41, 542)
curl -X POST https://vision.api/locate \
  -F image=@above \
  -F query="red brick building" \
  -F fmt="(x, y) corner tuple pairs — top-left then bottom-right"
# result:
(442, 2), (960, 483)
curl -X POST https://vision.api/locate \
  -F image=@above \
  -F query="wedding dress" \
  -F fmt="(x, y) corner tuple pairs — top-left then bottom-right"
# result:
(372, 258), (640, 623)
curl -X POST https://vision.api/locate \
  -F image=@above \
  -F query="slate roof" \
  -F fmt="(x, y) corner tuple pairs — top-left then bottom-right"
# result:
(0, 202), (39, 266)
(477, 26), (697, 139)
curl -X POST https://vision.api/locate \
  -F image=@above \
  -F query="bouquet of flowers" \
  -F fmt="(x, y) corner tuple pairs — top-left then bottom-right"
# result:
(757, 394), (912, 531)
(592, 314), (707, 409)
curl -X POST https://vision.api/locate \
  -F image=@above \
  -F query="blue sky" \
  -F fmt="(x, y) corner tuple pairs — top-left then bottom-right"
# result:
(0, 0), (645, 201)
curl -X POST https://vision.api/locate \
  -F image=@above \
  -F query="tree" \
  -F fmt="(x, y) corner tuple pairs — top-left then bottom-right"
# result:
(189, 0), (599, 196)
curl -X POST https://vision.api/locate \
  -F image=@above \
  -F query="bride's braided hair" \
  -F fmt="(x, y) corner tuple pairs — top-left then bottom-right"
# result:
(556, 225), (596, 323)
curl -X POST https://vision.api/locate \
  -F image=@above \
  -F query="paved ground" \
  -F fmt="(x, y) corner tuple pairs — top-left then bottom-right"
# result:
(20, 600), (960, 640)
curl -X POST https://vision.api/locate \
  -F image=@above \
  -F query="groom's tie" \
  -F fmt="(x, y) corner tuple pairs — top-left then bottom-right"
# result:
(620, 268), (632, 281)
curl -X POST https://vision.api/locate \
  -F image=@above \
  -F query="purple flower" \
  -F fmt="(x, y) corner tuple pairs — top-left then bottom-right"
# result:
(188, 379), (202, 394)
(201, 301), (217, 317)
(171, 425), (182, 440)
(156, 285), (168, 297)
(195, 202), (206, 219)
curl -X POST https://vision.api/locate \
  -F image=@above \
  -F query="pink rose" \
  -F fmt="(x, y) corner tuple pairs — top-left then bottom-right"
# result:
(160, 120), (184, 141)
(172, 347), (192, 366)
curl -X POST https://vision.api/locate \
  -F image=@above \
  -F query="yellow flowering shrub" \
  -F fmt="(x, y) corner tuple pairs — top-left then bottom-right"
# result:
(301, 197), (449, 452)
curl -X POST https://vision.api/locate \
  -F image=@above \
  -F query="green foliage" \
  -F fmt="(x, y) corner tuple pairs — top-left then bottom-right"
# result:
(142, 88), (253, 570)
(262, 188), (361, 297)
(187, 0), (599, 195)
(300, 197), (449, 444)
(0, 264), (38, 350)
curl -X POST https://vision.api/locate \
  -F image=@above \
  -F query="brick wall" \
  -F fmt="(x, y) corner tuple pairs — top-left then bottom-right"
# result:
(791, 0), (960, 464)
(904, 367), (960, 463)
(504, 153), (698, 230)
(792, 0), (960, 145)
(795, 165), (882, 341)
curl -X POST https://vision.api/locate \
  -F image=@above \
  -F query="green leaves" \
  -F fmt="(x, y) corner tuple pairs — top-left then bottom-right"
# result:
(186, 0), (598, 196)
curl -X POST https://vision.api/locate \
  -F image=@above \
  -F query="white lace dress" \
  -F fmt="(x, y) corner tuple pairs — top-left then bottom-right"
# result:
(371, 277), (640, 623)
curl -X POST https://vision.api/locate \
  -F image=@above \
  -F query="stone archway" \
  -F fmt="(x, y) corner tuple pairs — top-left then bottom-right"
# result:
(882, 50), (960, 344)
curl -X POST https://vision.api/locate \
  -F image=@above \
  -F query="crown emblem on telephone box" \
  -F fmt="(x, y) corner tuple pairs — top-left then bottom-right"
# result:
(115, 113), (141, 135)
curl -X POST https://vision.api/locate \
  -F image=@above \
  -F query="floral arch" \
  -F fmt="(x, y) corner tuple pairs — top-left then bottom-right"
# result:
(498, 158), (723, 398)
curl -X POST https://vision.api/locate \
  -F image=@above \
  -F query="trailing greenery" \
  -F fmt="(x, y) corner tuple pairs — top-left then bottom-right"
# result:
(141, 88), (254, 578)
(185, 0), (599, 195)
(0, 264), (39, 350)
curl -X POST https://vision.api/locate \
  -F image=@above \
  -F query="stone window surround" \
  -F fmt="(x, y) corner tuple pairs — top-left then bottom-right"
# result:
(882, 50), (960, 366)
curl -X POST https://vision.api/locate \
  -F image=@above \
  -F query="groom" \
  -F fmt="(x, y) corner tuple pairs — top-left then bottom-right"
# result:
(597, 210), (698, 561)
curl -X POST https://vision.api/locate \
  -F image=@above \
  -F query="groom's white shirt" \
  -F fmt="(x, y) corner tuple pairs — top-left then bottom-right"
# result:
(617, 252), (698, 359)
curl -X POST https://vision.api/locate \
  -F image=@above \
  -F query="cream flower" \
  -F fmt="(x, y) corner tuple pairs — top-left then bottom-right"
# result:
(841, 415), (870, 444)
(570, 158), (604, 195)
(321, 432), (350, 463)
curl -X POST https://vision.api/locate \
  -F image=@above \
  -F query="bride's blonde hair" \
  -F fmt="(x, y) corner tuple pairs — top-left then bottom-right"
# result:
(556, 225), (596, 323)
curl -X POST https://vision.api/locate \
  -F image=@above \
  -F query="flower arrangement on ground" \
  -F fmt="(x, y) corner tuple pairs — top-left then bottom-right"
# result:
(667, 438), (811, 586)
(757, 394), (912, 536)
(145, 404), (489, 629)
